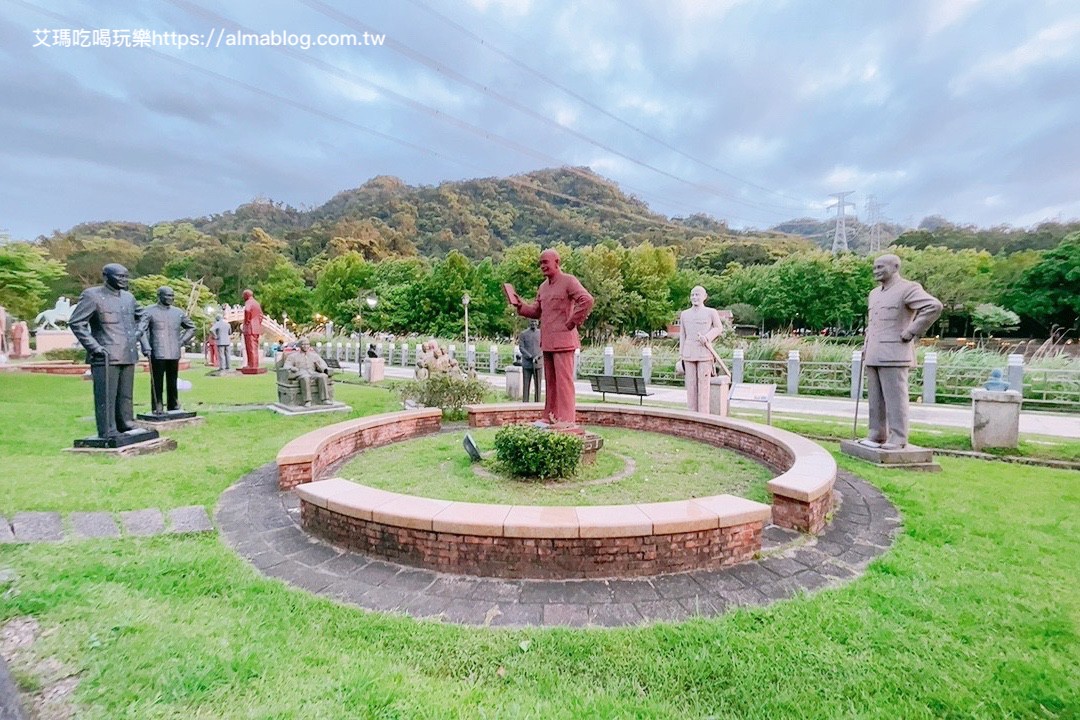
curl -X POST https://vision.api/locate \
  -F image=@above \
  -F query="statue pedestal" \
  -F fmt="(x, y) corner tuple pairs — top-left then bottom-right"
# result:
(364, 358), (385, 382)
(971, 389), (1022, 451)
(135, 411), (202, 430)
(239, 367), (267, 375)
(504, 366), (523, 400)
(269, 402), (351, 416)
(709, 375), (731, 417)
(840, 439), (941, 472)
(67, 435), (176, 457)
(72, 428), (161, 450)
(34, 329), (79, 354)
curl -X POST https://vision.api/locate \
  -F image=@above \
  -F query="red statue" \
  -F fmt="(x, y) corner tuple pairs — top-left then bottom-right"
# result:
(508, 249), (594, 425)
(241, 289), (265, 374)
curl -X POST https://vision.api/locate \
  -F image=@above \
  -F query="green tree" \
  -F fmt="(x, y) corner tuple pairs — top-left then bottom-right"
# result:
(1004, 233), (1080, 330)
(971, 304), (1020, 337)
(256, 260), (313, 325)
(0, 242), (66, 319)
(313, 252), (375, 330)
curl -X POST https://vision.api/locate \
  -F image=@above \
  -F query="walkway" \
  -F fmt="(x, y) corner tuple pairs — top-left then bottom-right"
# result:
(0, 507), (213, 543)
(216, 463), (900, 627)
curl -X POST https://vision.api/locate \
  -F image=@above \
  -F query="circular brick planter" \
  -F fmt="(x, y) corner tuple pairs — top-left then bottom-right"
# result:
(279, 404), (836, 580)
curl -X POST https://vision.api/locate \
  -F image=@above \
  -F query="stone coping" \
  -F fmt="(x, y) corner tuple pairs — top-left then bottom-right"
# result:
(467, 403), (837, 505)
(276, 408), (443, 466)
(296, 478), (772, 540)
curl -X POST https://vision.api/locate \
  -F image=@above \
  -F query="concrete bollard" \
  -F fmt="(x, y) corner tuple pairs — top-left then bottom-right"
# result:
(641, 347), (652, 384)
(1007, 354), (1024, 396)
(709, 375), (731, 417)
(504, 365), (523, 400)
(574, 348), (581, 378)
(971, 387), (1022, 451)
(787, 350), (800, 395)
(851, 350), (863, 400)
(732, 348), (744, 384)
(923, 352), (938, 404)
(603, 346), (614, 376)
(489, 345), (498, 374)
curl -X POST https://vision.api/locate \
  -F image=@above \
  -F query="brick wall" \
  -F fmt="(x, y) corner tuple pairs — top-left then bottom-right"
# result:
(302, 502), (763, 579)
(771, 491), (833, 534)
(278, 415), (442, 490)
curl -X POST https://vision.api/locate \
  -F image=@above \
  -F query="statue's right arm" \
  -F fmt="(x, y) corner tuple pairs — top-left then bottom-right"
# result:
(516, 298), (541, 319)
(68, 291), (104, 355)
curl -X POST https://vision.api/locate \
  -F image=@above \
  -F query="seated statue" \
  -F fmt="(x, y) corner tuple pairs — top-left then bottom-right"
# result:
(415, 339), (463, 380)
(276, 338), (335, 406)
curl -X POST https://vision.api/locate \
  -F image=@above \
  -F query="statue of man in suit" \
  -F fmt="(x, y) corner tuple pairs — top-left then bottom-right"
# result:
(241, 288), (264, 372)
(508, 249), (594, 425)
(518, 319), (542, 402)
(68, 263), (146, 440)
(860, 254), (943, 449)
(283, 338), (334, 406)
(139, 286), (196, 416)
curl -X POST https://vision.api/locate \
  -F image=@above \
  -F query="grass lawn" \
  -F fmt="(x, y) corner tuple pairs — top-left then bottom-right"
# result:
(340, 427), (773, 505)
(1, 372), (1078, 718)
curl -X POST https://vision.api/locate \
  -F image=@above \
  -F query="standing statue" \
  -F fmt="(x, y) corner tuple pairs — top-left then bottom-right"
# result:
(281, 338), (335, 406)
(68, 264), (157, 446)
(518, 319), (542, 402)
(679, 285), (726, 413)
(860, 254), (943, 449)
(507, 249), (594, 425)
(138, 286), (196, 417)
(241, 289), (264, 373)
(209, 315), (233, 371)
(11, 320), (30, 358)
(0, 305), (7, 356)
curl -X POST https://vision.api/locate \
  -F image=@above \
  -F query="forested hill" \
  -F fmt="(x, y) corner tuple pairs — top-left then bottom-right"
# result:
(50, 167), (776, 265)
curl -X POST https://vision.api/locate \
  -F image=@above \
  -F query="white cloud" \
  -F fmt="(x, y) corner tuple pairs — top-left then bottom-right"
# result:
(464, 0), (533, 17)
(724, 134), (784, 164)
(924, 0), (982, 35)
(824, 165), (908, 189)
(951, 17), (1080, 93)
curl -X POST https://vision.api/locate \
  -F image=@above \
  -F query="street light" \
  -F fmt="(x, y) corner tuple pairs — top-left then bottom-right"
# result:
(462, 292), (471, 371)
(358, 294), (377, 376)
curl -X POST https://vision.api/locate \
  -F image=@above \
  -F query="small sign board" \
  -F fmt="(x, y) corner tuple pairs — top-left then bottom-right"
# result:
(729, 383), (777, 403)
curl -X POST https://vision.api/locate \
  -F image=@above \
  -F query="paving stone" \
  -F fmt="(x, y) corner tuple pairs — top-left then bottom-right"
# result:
(70, 512), (120, 539)
(288, 543), (343, 568)
(791, 570), (831, 591)
(758, 556), (808, 578)
(468, 580), (522, 603)
(272, 532), (321, 557)
(318, 554), (371, 577)
(0, 517), (16, 543)
(248, 550), (289, 571)
(634, 599), (687, 623)
(13, 512), (63, 542)
(382, 568), (437, 593)
(488, 602), (543, 628)
(121, 509), (164, 537)
(817, 562), (857, 579)
(678, 594), (727, 617)
(322, 579), (378, 606)
(518, 580), (611, 605)
(400, 594), (452, 619)
(693, 570), (748, 593)
(716, 587), (769, 608)
(588, 602), (643, 627)
(356, 561), (404, 587)
(357, 587), (414, 614)
(425, 576), (484, 599)
(440, 598), (495, 624)
(726, 563), (781, 587)
(168, 506), (213, 534)
(275, 566), (335, 594)
(542, 603), (589, 627)
(651, 573), (704, 599)
(609, 579), (660, 603)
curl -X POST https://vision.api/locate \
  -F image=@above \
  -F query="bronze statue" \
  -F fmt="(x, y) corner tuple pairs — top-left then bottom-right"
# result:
(281, 338), (335, 406)
(69, 264), (157, 446)
(138, 286), (196, 417)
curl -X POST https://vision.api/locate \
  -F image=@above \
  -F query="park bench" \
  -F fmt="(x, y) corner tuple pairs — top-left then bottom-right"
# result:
(588, 374), (653, 404)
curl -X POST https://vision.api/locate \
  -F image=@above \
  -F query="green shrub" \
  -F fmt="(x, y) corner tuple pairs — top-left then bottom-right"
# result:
(493, 424), (583, 480)
(398, 374), (489, 420)
(43, 348), (85, 362)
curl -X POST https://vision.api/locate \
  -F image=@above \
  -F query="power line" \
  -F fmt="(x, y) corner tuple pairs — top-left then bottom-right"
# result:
(400, 0), (813, 212)
(296, 0), (800, 223)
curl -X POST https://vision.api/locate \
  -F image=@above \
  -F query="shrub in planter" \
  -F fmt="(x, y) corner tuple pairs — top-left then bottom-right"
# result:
(398, 374), (489, 420)
(493, 424), (583, 480)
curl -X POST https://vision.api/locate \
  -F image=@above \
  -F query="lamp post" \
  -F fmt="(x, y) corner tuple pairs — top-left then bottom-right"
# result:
(462, 292), (471, 371)
(358, 294), (377, 375)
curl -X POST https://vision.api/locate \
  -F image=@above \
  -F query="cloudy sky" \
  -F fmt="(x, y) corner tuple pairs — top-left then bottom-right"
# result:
(3, 0), (1079, 241)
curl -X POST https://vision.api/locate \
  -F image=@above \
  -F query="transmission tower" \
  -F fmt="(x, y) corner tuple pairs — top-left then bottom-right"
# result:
(865, 195), (889, 254)
(828, 191), (856, 253)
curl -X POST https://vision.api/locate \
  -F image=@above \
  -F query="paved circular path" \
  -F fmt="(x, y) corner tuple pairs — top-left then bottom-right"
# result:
(216, 463), (901, 627)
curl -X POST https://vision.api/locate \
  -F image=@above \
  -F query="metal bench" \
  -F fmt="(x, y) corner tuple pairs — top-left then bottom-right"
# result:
(588, 374), (653, 404)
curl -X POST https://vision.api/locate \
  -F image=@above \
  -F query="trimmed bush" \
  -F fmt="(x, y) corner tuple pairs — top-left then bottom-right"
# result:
(398, 374), (488, 420)
(493, 424), (583, 480)
(43, 348), (85, 362)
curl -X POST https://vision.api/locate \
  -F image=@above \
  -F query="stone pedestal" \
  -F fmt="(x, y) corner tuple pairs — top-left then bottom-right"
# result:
(269, 402), (352, 416)
(239, 367), (267, 375)
(73, 428), (160, 450)
(135, 411), (203, 431)
(840, 439), (941, 472)
(67, 436), (176, 456)
(34, 329), (79, 353)
(580, 431), (604, 464)
(971, 389), (1022, 451)
(364, 357), (385, 382)
(709, 375), (731, 417)
(504, 366), (523, 400)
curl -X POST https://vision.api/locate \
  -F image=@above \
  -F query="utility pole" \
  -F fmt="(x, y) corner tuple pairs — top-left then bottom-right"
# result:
(865, 195), (890, 254)
(829, 191), (856, 253)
